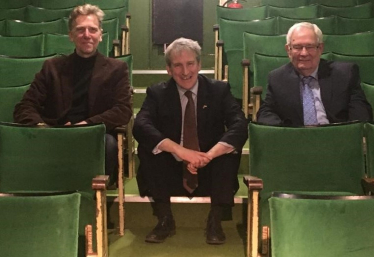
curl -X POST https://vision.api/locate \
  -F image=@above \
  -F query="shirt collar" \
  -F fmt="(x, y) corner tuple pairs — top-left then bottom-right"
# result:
(299, 67), (319, 80)
(177, 80), (199, 99)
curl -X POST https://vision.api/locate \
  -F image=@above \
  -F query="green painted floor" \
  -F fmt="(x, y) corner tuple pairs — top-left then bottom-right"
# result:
(108, 226), (247, 257)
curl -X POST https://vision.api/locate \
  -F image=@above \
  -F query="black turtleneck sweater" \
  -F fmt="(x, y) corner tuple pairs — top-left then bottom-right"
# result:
(66, 51), (97, 124)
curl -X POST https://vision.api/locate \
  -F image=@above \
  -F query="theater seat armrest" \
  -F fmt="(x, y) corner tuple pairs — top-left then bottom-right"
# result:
(114, 125), (127, 134)
(92, 175), (109, 190)
(243, 175), (263, 191)
(250, 86), (263, 96)
(362, 177), (374, 195)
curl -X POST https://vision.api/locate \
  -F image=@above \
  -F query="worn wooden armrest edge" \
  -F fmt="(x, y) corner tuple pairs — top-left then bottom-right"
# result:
(92, 175), (110, 190)
(362, 177), (374, 195)
(243, 175), (263, 190)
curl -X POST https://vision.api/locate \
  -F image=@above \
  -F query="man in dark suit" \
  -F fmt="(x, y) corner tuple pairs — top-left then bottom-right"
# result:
(257, 22), (372, 126)
(13, 4), (132, 181)
(133, 38), (247, 245)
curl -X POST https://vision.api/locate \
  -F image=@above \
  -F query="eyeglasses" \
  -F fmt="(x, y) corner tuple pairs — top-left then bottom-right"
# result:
(289, 44), (320, 53)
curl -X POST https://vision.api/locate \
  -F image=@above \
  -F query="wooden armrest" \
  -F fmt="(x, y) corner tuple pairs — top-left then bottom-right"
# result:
(362, 177), (374, 195)
(243, 175), (263, 190)
(213, 24), (219, 32)
(241, 59), (250, 67)
(250, 86), (263, 96)
(113, 39), (120, 47)
(126, 13), (131, 20)
(216, 39), (224, 47)
(92, 175), (109, 190)
(114, 125), (127, 134)
(121, 25), (129, 32)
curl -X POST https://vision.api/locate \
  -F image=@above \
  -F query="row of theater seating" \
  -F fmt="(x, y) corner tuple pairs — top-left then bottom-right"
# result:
(0, 122), (109, 257)
(220, 16), (374, 37)
(0, 5), (128, 22)
(218, 30), (374, 110)
(261, 0), (372, 7)
(215, 4), (374, 119)
(2, 118), (373, 257)
(0, 3), (130, 57)
(0, 30), (116, 57)
(0, 0), (128, 9)
(244, 121), (374, 257)
(1, 32), (115, 57)
(0, 54), (134, 239)
(0, 6), (128, 33)
(217, 2), (374, 21)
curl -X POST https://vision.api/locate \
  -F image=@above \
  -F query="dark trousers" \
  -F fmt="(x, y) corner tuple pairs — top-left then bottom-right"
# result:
(137, 149), (241, 206)
(105, 134), (118, 183)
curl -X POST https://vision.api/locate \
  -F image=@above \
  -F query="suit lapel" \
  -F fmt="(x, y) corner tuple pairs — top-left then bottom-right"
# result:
(318, 59), (333, 115)
(196, 75), (209, 137)
(165, 78), (183, 137)
(286, 64), (304, 122)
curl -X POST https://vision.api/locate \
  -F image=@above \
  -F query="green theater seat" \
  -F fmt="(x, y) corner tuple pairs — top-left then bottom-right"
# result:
(270, 193), (374, 257)
(262, 0), (309, 8)
(362, 83), (374, 119)
(0, 84), (30, 122)
(242, 32), (287, 118)
(6, 19), (65, 37)
(0, 34), (44, 57)
(31, 0), (84, 9)
(85, 0), (129, 9)
(0, 123), (109, 257)
(216, 5), (268, 22)
(310, 0), (358, 6)
(267, 5), (319, 19)
(324, 31), (374, 55)
(331, 53), (374, 84)
(0, 55), (56, 87)
(244, 122), (368, 257)
(0, 6), (26, 20)
(319, 2), (373, 18)
(0, 192), (81, 257)
(25, 5), (72, 22)
(218, 17), (278, 100)
(278, 16), (337, 35)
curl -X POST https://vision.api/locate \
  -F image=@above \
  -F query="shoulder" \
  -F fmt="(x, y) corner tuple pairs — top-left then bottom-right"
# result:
(99, 54), (128, 69)
(320, 59), (355, 70)
(43, 54), (69, 66)
(269, 62), (294, 78)
(198, 74), (229, 92)
(319, 59), (358, 78)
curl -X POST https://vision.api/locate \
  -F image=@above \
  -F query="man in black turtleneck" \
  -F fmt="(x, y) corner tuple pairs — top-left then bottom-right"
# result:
(13, 4), (132, 183)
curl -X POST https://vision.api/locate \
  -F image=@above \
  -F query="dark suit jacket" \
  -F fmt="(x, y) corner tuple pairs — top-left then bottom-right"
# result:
(13, 52), (132, 131)
(133, 74), (248, 196)
(257, 59), (373, 126)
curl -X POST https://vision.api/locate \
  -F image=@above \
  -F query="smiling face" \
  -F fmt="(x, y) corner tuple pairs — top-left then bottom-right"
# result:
(286, 26), (324, 76)
(166, 49), (201, 90)
(69, 14), (102, 58)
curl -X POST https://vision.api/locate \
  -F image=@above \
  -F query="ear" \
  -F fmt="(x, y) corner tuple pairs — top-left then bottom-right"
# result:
(68, 31), (74, 42)
(99, 29), (103, 42)
(285, 44), (292, 59)
(318, 42), (324, 53)
(166, 65), (172, 76)
(285, 44), (291, 53)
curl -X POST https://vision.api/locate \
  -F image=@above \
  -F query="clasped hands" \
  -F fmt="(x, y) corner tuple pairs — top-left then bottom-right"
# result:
(179, 148), (213, 175)
(64, 121), (88, 125)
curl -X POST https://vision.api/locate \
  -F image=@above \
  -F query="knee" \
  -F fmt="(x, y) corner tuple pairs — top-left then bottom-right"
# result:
(105, 134), (118, 154)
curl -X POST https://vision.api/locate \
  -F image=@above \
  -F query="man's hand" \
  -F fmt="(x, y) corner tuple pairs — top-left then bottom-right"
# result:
(176, 148), (211, 170)
(65, 121), (87, 126)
